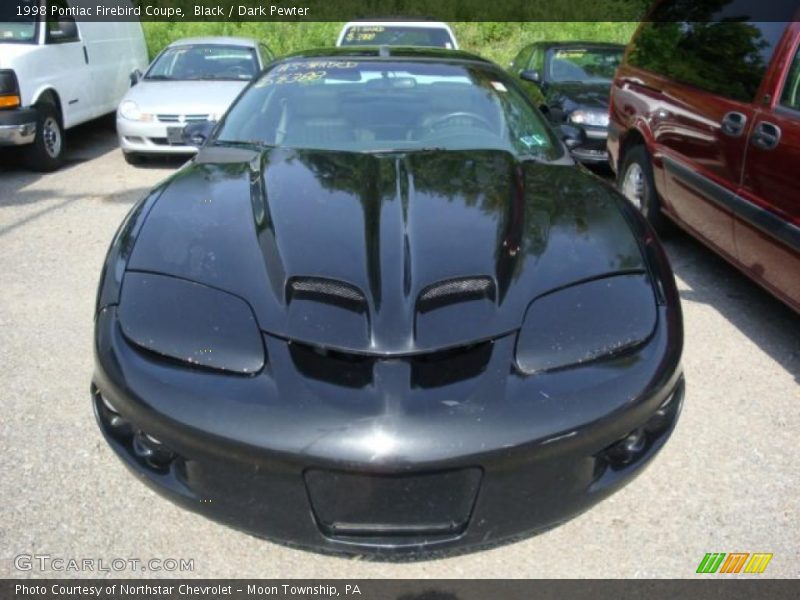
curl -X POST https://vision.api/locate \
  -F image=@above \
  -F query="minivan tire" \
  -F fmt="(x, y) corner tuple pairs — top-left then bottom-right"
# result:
(23, 102), (64, 172)
(619, 144), (666, 233)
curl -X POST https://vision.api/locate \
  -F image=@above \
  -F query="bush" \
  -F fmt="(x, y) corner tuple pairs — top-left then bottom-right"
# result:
(141, 22), (638, 66)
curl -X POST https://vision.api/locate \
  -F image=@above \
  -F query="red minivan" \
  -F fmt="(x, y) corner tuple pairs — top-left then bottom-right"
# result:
(608, 5), (800, 313)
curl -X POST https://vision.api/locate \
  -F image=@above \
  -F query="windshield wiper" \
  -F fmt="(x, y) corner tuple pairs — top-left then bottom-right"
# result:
(367, 147), (449, 154)
(210, 139), (273, 150)
(144, 75), (172, 81)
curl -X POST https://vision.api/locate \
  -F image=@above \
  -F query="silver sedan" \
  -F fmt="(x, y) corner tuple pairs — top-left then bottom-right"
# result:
(117, 37), (273, 163)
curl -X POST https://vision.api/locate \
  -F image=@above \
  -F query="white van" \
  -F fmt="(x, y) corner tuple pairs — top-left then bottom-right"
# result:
(0, 0), (148, 171)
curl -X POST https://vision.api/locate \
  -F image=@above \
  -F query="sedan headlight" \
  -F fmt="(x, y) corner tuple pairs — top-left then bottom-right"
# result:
(118, 272), (265, 374)
(515, 274), (657, 374)
(119, 100), (153, 122)
(568, 109), (609, 128)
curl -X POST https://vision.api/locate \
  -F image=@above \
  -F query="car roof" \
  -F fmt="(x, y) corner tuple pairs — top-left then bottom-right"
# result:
(341, 20), (452, 28)
(167, 37), (259, 48)
(534, 41), (625, 50)
(282, 46), (491, 64)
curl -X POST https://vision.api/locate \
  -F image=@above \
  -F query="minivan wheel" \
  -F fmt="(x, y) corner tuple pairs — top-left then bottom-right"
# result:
(23, 102), (64, 172)
(619, 145), (665, 232)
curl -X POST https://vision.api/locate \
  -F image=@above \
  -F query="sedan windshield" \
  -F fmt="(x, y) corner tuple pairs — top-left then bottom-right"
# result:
(547, 47), (623, 83)
(0, 18), (38, 43)
(340, 25), (455, 48)
(146, 44), (259, 81)
(215, 59), (561, 160)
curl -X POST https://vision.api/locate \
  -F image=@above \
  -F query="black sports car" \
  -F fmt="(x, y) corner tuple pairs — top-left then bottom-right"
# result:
(510, 42), (624, 165)
(93, 47), (684, 556)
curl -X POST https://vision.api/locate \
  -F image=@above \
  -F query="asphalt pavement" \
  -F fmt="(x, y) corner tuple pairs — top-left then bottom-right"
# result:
(1, 118), (798, 578)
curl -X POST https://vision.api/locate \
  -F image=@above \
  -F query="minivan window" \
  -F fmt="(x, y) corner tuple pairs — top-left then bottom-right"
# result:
(780, 44), (800, 112)
(628, 1), (787, 102)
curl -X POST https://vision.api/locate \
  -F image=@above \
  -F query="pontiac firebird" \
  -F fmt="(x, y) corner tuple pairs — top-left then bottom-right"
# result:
(92, 48), (684, 556)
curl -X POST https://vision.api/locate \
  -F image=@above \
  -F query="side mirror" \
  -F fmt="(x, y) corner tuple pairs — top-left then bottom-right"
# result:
(129, 70), (142, 87)
(558, 124), (587, 150)
(520, 70), (542, 84)
(50, 19), (78, 40)
(182, 121), (216, 148)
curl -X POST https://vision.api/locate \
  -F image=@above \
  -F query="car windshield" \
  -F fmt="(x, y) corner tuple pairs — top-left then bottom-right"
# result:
(547, 47), (623, 83)
(145, 44), (259, 81)
(340, 25), (455, 48)
(215, 59), (561, 160)
(0, 17), (38, 43)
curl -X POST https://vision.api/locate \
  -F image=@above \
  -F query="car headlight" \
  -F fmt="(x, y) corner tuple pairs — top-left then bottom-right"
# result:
(118, 272), (265, 374)
(568, 109), (609, 128)
(515, 274), (657, 374)
(119, 100), (153, 122)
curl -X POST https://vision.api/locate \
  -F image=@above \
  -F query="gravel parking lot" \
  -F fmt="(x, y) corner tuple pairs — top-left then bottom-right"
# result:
(1, 119), (798, 578)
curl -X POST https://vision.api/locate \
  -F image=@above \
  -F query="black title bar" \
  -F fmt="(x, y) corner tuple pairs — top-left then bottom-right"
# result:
(4, 580), (800, 600)
(2, 0), (799, 22)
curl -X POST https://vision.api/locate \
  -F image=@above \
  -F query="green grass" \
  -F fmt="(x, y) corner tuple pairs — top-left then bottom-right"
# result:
(141, 22), (638, 67)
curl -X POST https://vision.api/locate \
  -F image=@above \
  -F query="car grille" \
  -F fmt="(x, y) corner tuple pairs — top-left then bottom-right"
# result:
(156, 114), (210, 124)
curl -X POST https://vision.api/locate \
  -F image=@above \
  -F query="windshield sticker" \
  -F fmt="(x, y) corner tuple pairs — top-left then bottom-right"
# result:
(345, 25), (386, 42)
(555, 50), (588, 58)
(490, 81), (508, 92)
(520, 134), (548, 148)
(272, 61), (357, 74)
(256, 71), (327, 87)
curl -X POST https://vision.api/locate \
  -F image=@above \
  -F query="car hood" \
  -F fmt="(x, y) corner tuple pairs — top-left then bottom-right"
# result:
(127, 147), (647, 354)
(121, 80), (248, 116)
(546, 82), (611, 111)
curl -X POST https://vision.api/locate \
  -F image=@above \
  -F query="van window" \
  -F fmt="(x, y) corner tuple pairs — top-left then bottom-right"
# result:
(628, 0), (787, 102)
(46, 0), (80, 44)
(780, 44), (800, 112)
(0, 15), (38, 43)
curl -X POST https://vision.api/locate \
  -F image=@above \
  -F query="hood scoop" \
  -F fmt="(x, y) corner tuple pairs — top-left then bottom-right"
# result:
(288, 277), (367, 313)
(417, 277), (496, 314)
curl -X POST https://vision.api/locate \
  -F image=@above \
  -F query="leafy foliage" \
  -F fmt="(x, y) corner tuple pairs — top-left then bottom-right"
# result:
(141, 22), (639, 67)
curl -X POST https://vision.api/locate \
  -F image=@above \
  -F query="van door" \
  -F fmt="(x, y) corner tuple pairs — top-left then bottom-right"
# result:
(626, 20), (786, 263)
(79, 21), (123, 116)
(39, 0), (93, 127)
(735, 30), (800, 310)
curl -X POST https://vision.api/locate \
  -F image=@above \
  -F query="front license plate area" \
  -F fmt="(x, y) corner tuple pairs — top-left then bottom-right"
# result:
(304, 467), (482, 538)
(166, 126), (185, 145)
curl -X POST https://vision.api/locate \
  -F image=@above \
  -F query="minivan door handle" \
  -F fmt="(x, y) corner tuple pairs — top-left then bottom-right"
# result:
(750, 121), (781, 150)
(721, 112), (747, 137)
(83, 46), (89, 64)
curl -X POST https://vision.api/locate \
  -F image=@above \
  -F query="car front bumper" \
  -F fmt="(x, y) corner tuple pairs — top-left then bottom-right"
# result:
(570, 126), (609, 164)
(117, 117), (198, 155)
(93, 301), (683, 556)
(0, 107), (37, 146)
